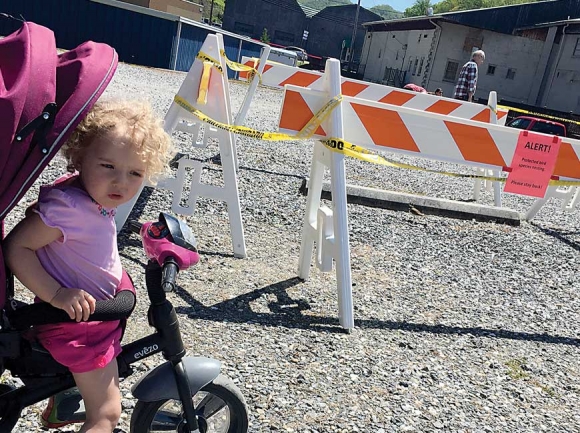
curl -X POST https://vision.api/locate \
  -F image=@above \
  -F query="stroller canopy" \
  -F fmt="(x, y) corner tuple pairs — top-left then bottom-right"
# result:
(0, 18), (118, 308)
(0, 18), (118, 220)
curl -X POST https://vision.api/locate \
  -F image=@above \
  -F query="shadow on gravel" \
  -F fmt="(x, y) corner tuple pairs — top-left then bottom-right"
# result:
(357, 319), (580, 346)
(115, 158), (306, 228)
(175, 153), (307, 179)
(172, 278), (580, 345)
(173, 277), (346, 334)
(530, 222), (580, 252)
(238, 165), (306, 180)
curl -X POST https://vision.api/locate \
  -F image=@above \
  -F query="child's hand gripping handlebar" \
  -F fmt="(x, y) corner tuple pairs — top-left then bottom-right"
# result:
(8, 213), (198, 330)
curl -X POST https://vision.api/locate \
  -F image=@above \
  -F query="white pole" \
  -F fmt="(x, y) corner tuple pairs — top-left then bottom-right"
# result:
(327, 58), (354, 330)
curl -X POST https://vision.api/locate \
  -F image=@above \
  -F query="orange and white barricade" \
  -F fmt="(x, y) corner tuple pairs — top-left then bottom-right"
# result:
(280, 58), (580, 330)
(241, 57), (508, 205)
(239, 56), (509, 125)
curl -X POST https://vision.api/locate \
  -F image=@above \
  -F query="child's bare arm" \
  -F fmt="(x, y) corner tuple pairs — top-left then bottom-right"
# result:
(4, 214), (96, 321)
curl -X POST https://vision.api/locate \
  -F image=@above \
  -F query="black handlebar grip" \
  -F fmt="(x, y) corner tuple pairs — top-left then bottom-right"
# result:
(8, 290), (137, 330)
(145, 260), (165, 305)
(162, 259), (179, 292)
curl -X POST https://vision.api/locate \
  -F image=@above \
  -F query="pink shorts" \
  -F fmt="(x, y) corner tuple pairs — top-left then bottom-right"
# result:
(35, 320), (122, 374)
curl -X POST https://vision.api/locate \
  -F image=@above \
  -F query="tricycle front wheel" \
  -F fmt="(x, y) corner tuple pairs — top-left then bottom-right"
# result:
(129, 374), (248, 433)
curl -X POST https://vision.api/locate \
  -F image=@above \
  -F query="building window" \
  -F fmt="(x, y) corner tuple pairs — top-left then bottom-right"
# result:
(412, 58), (419, 75)
(418, 57), (424, 76)
(274, 30), (294, 45)
(407, 57), (413, 72)
(233, 22), (253, 36)
(574, 38), (580, 56)
(506, 68), (516, 80)
(443, 60), (459, 82)
(487, 65), (496, 75)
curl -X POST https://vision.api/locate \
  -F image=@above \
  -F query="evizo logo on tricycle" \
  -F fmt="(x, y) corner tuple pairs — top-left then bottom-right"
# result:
(134, 344), (159, 360)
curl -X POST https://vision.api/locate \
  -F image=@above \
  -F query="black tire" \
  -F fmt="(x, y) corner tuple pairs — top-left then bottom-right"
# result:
(129, 374), (248, 433)
(0, 384), (20, 432)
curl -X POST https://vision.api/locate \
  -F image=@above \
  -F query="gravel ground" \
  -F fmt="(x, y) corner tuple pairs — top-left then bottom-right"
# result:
(3, 62), (579, 432)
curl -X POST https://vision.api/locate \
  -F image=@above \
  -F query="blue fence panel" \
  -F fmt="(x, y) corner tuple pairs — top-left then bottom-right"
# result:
(177, 24), (264, 78)
(176, 23), (211, 73)
(1, 0), (264, 74)
(0, 0), (177, 69)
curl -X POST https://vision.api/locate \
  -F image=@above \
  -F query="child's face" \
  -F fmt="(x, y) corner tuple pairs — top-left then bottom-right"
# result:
(78, 129), (147, 208)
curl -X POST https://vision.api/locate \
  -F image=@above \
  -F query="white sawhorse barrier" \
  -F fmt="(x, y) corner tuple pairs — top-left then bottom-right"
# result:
(525, 185), (580, 220)
(115, 33), (269, 258)
(281, 58), (580, 330)
(240, 57), (580, 214)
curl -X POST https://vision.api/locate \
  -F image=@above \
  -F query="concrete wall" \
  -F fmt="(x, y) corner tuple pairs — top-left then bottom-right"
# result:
(428, 22), (545, 102)
(403, 29), (437, 89)
(542, 29), (580, 112)
(360, 29), (438, 85)
(118, 0), (149, 7)
(363, 22), (546, 101)
(120, 0), (202, 21)
(360, 30), (410, 81)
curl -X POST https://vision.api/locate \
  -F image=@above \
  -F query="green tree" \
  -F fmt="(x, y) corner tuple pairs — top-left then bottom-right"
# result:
(434, 0), (545, 13)
(404, 0), (432, 17)
(202, 0), (225, 24)
(260, 28), (271, 44)
(370, 5), (404, 19)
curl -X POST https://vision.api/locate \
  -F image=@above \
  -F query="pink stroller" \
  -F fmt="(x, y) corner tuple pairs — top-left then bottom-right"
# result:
(0, 17), (247, 432)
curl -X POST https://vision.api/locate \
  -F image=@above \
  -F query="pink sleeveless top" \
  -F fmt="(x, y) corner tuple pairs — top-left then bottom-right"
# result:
(33, 174), (121, 300)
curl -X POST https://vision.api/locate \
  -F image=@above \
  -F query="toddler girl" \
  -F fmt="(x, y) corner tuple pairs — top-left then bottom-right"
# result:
(5, 100), (173, 432)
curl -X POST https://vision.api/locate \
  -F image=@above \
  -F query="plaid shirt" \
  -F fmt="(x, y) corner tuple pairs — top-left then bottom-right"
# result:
(453, 60), (478, 100)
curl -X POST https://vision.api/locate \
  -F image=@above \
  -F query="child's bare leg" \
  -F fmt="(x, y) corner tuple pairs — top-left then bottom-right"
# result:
(73, 360), (121, 433)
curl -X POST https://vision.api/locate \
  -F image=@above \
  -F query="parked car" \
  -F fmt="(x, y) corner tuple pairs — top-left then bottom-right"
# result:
(506, 115), (567, 137)
(263, 46), (298, 67)
(283, 46), (308, 62)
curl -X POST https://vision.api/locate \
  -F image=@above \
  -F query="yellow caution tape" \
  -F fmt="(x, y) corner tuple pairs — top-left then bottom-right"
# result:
(219, 50), (262, 84)
(174, 91), (580, 187)
(322, 138), (506, 182)
(174, 94), (341, 140)
(195, 52), (223, 74)
(498, 105), (580, 127)
(321, 138), (580, 186)
(197, 61), (212, 105)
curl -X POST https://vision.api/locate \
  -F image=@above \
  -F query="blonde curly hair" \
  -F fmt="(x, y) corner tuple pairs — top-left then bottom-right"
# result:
(62, 100), (174, 185)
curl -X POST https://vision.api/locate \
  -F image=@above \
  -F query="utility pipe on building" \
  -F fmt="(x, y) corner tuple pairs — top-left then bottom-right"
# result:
(347, 0), (361, 74)
(542, 19), (570, 107)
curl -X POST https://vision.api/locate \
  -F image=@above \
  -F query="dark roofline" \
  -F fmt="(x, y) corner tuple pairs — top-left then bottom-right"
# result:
(364, 0), (557, 28)
(363, 16), (453, 32)
(363, 0), (580, 34)
(515, 17), (580, 30)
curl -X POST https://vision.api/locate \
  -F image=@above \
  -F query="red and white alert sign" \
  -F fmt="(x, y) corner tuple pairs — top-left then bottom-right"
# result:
(504, 131), (562, 198)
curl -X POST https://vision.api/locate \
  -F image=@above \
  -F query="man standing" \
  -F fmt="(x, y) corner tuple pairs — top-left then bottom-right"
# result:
(453, 50), (485, 102)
